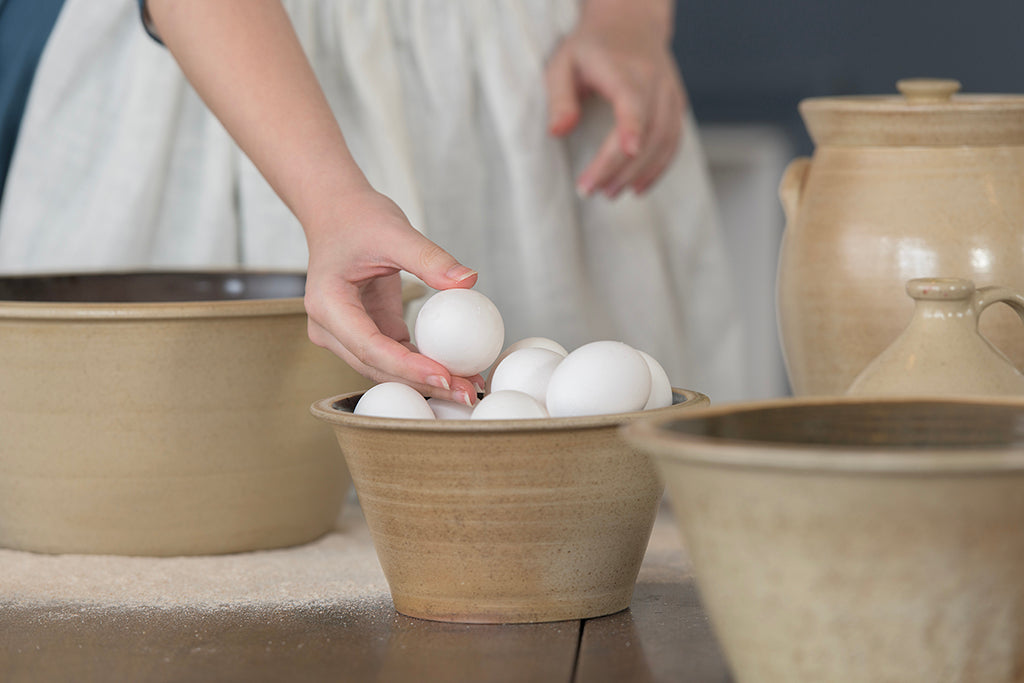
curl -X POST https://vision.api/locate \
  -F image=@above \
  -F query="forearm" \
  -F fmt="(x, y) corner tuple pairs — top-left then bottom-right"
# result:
(145, 0), (370, 240)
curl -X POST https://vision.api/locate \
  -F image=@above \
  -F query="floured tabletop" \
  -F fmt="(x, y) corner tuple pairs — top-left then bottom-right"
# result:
(0, 498), (731, 682)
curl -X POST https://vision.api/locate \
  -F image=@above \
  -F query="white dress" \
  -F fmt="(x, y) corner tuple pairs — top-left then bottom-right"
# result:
(0, 0), (745, 402)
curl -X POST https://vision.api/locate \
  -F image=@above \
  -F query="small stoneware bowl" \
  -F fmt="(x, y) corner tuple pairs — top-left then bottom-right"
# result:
(624, 397), (1024, 683)
(310, 388), (710, 624)
(0, 271), (398, 556)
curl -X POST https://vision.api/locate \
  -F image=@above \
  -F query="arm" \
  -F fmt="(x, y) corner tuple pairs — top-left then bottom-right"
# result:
(146, 0), (480, 405)
(545, 0), (685, 197)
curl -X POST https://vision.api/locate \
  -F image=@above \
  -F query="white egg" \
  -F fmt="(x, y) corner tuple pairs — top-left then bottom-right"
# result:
(414, 289), (505, 377)
(427, 397), (475, 420)
(488, 347), (563, 405)
(354, 382), (436, 419)
(636, 350), (674, 410)
(486, 336), (568, 391)
(546, 341), (652, 417)
(471, 390), (549, 420)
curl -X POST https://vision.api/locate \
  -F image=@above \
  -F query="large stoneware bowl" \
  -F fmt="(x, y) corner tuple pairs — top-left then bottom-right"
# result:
(311, 388), (710, 624)
(0, 271), (377, 556)
(624, 397), (1024, 683)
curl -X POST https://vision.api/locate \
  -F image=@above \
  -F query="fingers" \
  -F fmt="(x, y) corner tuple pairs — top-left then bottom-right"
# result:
(390, 230), (478, 293)
(578, 65), (685, 198)
(576, 128), (630, 196)
(544, 44), (582, 137)
(603, 77), (684, 197)
(307, 298), (479, 406)
(575, 50), (649, 157)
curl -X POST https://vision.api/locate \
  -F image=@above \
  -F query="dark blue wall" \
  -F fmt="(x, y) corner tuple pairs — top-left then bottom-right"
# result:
(673, 0), (1024, 152)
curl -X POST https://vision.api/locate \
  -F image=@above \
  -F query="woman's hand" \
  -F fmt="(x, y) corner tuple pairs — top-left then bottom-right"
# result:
(545, 0), (685, 197)
(303, 188), (483, 406)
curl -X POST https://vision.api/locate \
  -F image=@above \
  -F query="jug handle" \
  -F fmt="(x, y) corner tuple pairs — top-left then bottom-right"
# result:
(974, 285), (1024, 337)
(779, 157), (811, 222)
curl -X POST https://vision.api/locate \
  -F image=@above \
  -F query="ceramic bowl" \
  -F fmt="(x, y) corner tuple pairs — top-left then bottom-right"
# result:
(310, 388), (710, 624)
(0, 271), (385, 556)
(624, 397), (1024, 683)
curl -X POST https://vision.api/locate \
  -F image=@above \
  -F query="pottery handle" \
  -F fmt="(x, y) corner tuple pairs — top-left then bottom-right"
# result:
(974, 286), (1024, 339)
(779, 157), (811, 222)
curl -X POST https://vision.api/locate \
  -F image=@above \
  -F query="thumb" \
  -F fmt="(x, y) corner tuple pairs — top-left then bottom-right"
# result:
(544, 44), (581, 136)
(394, 231), (478, 291)
(579, 56), (645, 156)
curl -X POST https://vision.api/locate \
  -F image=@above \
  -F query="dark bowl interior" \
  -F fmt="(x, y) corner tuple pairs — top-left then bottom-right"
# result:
(664, 400), (1024, 449)
(0, 272), (306, 303)
(329, 388), (695, 415)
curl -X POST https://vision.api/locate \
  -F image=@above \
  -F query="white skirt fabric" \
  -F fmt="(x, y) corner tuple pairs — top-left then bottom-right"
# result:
(0, 0), (745, 401)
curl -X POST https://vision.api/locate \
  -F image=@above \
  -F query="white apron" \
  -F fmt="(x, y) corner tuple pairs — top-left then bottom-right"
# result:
(0, 0), (745, 402)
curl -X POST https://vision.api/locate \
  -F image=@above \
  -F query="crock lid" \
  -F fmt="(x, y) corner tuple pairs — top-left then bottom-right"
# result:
(799, 79), (1024, 147)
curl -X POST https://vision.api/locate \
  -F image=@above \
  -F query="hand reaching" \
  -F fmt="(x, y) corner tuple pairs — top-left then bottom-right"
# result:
(545, 0), (685, 197)
(303, 188), (483, 406)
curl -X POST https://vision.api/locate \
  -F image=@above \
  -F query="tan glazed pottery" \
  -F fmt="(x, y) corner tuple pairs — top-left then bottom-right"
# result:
(310, 388), (710, 624)
(0, 272), (378, 556)
(848, 277), (1024, 396)
(624, 397), (1024, 683)
(777, 78), (1024, 395)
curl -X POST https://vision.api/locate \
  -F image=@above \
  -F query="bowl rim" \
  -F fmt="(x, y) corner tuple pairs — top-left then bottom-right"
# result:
(0, 270), (427, 321)
(310, 387), (710, 433)
(623, 395), (1024, 474)
(0, 269), (305, 320)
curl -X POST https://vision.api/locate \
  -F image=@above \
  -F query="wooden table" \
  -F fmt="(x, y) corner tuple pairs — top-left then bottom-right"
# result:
(0, 501), (733, 682)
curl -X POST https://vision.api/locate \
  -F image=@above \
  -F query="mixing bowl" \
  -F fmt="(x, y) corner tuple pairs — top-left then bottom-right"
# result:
(624, 397), (1024, 683)
(0, 271), (380, 556)
(310, 388), (710, 624)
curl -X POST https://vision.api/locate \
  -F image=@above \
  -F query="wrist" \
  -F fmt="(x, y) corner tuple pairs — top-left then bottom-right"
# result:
(579, 0), (675, 44)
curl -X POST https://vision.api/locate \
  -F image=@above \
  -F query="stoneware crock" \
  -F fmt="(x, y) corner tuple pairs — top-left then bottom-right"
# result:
(0, 271), (405, 556)
(624, 397), (1024, 683)
(777, 78), (1024, 395)
(847, 277), (1024, 396)
(310, 388), (710, 624)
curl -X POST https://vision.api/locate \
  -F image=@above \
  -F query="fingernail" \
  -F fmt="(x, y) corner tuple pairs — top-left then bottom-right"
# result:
(576, 179), (593, 197)
(455, 389), (474, 406)
(446, 265), (477, 282)
(426, 375), (450, 390)
(473, 381), (484, 395)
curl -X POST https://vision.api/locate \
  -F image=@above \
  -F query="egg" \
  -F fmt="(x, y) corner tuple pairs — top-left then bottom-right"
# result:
(637, 349), (673, 410)
(546, 341), (652, 417)
(414, 289), (505, 376)
(354, 382), (436, 419)
(486, 336), (568, 391)
(471, 390), (549, 420)
(488, 347), (563, 405)
(427, 397), (475, 420)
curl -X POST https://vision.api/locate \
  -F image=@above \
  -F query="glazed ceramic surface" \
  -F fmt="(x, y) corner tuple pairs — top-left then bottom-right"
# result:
(625, 397), (1024, 683)
(777, 79), (1024, 395)
(310, 388), (710, 624)
(0, 272), (377, 556)
(848, 277), (1024, 396)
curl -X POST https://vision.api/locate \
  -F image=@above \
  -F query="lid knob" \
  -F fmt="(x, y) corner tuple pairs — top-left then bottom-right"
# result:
(896, 78), (962, 103)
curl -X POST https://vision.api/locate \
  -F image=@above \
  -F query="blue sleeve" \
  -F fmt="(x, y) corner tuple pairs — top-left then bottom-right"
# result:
(0, 0), (66, 203)
(137, 0), (163, 44)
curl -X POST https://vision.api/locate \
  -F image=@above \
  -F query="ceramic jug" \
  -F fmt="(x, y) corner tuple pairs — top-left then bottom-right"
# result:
(846, 278), (1024, 396)
(776, 79), (1024, 396)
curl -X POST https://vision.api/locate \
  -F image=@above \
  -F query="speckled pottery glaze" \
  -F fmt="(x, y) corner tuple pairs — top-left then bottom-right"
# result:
(0, 271), (390, 556)
(310, 388), (710, 624)
(625, 397), (1024, 683)
(777, 79), (1024, 395)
